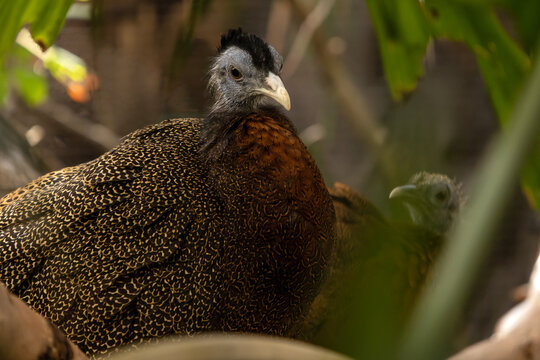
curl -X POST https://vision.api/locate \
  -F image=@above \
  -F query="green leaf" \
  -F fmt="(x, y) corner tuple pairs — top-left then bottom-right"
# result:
(12, 68), (48, 106)
(366, 0), (540, 213)
(0, 0), (74, 61)
(43, 46), (87, 83)
(423, 0), (530, 124)
(366, 0), (530, 122)
(455, 0), (540, 53)
(500, 0), (540, 53)
(421, 1), (540, 214)
(365, 0), (431, 101)
(0, 1), (28, 60)
(27, 0), (73, 50)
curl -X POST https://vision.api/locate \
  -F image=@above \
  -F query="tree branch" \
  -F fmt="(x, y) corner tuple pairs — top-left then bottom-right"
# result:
(282, 0), (336, 79)
(0, 282), (87, 360)
(288, 0), (386, 153)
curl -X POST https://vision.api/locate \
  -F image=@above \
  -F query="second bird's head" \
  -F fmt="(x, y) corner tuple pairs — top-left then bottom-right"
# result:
(389, 172), (463, 235)
(208, 28), (290, 113)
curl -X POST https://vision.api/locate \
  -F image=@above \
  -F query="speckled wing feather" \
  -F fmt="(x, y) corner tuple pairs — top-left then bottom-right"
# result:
(0, 118), (214, 353)
(0, 28), (337, 356)
(0, 110), (335, 355)
(300, 182), (386, 339)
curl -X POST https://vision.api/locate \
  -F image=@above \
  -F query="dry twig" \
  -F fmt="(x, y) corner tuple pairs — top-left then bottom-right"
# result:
(282, 0), (336, 79)
(288, 0), (395, 178)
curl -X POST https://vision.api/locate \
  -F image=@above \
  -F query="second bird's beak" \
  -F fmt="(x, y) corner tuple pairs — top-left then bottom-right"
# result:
(389, 184), (418, 200)
(254, 72), (291, 111)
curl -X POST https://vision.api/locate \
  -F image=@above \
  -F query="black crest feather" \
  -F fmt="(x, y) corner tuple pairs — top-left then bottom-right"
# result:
(218, 28), (275, 73)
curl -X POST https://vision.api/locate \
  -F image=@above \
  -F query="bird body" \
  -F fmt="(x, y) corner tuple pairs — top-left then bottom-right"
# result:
(302, 174), (461, 358)
(0, 29), (335, 355)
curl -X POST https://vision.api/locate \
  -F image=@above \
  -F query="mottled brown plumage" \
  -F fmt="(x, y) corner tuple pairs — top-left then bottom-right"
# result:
(300, 182), (385, 340)
(0, 29), (335, 355)
(302, 174), (461, 358)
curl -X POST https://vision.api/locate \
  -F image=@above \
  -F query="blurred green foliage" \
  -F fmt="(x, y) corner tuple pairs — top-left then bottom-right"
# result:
(424, 1), (530, 124)
(168, 0), (213, 80)
(12, 65), (48, 106)
(401, 49), (540, 360)
(364, 0), (431, 101)
(366, 0), (540, 211)
(463, 0), (540, 54)
(42, 45), (88, 88)
(364, 1), (540, 358)
(0, 2), (537, 359)
(0, 46), (48, 106)
(0, 1), (85, 107)
(0, 0), (73, 61)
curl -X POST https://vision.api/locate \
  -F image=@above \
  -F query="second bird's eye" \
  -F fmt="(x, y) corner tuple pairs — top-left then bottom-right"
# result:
(229, 66), (243, 81)
(435, 191), (447, 202)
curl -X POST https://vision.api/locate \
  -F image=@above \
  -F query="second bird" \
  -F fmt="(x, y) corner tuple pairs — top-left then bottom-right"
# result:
(302, 173), (462, 358)
(0, 29), (336, 355)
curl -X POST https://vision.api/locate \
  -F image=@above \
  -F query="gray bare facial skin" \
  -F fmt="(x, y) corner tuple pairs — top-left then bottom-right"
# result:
(208, 46), (289, 113)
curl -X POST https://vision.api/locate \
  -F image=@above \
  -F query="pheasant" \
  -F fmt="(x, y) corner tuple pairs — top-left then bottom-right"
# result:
(0, 28), (335, 355)
(302, 173), (462, 358)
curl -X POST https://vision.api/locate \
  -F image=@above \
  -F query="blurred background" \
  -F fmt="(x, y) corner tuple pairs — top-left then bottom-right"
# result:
(1, 0), (539, 355)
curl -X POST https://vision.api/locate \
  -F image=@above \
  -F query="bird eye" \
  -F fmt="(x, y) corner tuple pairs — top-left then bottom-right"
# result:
(435, 190), (447, 202)
(229, 66), (243, 81)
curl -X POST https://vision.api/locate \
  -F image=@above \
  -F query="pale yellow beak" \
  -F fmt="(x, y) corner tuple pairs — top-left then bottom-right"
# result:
(389, 184), (418, 199)
(254, 72), (291, 111)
